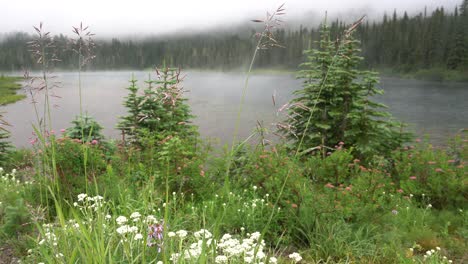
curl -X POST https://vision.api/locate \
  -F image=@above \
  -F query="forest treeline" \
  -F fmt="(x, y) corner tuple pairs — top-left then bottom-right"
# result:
(0, 0), (467, 74)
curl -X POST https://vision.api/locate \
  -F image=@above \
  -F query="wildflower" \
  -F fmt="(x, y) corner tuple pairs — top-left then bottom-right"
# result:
(105, 214), (112, 220)
(409, 176), (417, 180)
(147, 223), (164, 250)
(168, 231), (176, 237)
(157, 262), (163, 264)
(289, 252), (302, 262)
(130, 212), (141, 221)
(116, 216), (128, 225)
(253, 186), (258, 190)
(427, 204), (432, 209)
(91, 139), (98, 145)
(116, 225), (130, 235)
(134, 233), (143, 240)
(391, 209), (398, 215)
(176, 230), (188, 238)
(325, 183), (335, 188)
(397, 189), (403, 193)
(435, 168), (443, 172)
(77, 193), (87, 202)
(269, 257), (278, 263)
(215, 255), (228, 263)
(436, 246), (441, 251)
(194, 229), (212, 239)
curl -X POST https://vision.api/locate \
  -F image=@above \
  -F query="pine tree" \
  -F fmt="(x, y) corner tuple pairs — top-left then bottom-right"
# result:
(119, 66), (198, 144)
(117, 76), (141, 141)
(283, 22), (409, 159)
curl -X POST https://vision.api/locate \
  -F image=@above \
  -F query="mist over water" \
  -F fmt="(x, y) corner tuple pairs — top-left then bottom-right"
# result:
(1, 71), (466, 148)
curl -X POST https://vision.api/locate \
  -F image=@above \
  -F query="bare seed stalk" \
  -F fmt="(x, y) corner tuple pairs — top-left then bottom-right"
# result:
(224, 4), (286, 186)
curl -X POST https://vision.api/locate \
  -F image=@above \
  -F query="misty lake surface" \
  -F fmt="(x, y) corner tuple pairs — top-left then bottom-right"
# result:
(1, 71), (467, 148)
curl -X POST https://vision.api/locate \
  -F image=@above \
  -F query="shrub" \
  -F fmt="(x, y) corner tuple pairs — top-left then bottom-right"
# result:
(395, 140), (467, 209)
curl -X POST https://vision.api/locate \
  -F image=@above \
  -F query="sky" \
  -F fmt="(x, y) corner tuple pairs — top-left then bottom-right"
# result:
(0, 0), (460, 37)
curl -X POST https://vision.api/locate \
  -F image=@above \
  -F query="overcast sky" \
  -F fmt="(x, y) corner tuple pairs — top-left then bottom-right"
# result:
(1, 0), (460, 37)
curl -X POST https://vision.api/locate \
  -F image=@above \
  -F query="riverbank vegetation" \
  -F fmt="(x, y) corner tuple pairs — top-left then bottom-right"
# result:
(0, 6), (467, 264)
(1, 1), (467, 82)
(0, 76), (25, 105)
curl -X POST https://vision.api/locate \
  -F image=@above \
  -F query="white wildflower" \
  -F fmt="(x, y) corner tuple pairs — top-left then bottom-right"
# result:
(168, 231), (176, 237)
(134, 233), (143, 240)
(176, 230), (188, 238)
(77, 193), (87, 202)
(215, 255), (228, 263)
(289, 252), (302, 262)
(130, 212), (141, 221)
(269, 257), (277, 263)
(194, 229), (212, 239)
(116, 216), (128, 225)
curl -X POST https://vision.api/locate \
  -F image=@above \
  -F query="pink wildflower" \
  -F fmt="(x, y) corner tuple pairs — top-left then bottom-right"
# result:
(409, 176), (417, 180)
(60, 129), (66, 133)
(325, 183), (335, 188)
(428, 161), (436, 165)
(435, 168), (443, 172)
(397, 189), (404, 193)
(91, 139), (98, 145)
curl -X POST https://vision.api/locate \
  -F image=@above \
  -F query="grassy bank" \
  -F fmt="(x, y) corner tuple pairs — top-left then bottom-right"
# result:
(0, 76), (25, 105)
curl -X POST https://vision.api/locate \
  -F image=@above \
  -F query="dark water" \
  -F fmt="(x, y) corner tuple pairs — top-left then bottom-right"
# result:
(1, 71), (467, 148)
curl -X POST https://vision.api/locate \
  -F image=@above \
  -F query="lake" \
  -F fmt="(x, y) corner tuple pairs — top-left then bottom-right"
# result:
(1, 71), (467, 148)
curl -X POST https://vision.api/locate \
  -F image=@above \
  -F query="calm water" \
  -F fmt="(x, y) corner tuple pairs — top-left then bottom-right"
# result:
(1, 71), (467, 148)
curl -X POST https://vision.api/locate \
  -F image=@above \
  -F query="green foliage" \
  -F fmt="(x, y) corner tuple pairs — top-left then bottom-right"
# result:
(1, 198), (31, 237)
(394, 139), (467, 209)
(54, 137), (107, 199)
(65, 114), (104, 142)
(284, 23), (410, 160)
(0, 130), (12, 167)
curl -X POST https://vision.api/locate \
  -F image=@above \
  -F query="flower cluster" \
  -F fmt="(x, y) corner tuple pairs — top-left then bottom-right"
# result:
(169, 230), (287, 263)
(73, 193), (105, 212)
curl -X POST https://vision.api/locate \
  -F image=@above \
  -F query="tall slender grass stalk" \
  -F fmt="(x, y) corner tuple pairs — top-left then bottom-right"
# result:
(71, 22), (96, 193)
(27, 23), (61, 198)
(224, 4), (286, 189)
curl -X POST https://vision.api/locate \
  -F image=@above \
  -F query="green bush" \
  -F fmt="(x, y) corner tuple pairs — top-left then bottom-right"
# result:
(395, 141), (467, 209)
(54, 137), (107, 199)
